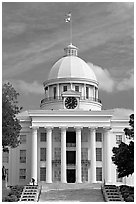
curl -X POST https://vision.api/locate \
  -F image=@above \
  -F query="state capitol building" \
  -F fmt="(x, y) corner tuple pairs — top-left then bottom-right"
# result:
(3, 43), (133, 186)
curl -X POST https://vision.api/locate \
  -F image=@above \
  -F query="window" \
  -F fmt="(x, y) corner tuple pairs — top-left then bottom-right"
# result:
(63, 86), (67, 92)
(20, 150), (26, 163)
(116, 170), (123, 182)
(75, 86), (79, 92)
(40, 133), (46, 142)
(19, 169), (26, 180)
(96, 148), (102, 161)
(81, 148), (88, 160)
(96, 133), (102, 142)
(53, 86), (56, 99)
(116, 135), (122, 145)
(54, 169), (61, 181)
(96, 167), (102, 181)
(86, 87), (89, 99)
(54, 148), (61, 160)
(40, 148), (46, 161)
(20, 135), (26, 144)
(3, 152), (9, 163)
(40, 167), (46, 181)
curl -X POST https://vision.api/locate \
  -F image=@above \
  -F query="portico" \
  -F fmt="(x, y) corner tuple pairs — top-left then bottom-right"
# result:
(30, 109), (113, 184)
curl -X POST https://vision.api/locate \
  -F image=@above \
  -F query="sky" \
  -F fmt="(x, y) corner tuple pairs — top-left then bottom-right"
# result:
(2, 2), (134, 117)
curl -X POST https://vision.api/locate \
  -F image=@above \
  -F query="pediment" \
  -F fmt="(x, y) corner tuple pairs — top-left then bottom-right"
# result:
(61, 89), (81, 97)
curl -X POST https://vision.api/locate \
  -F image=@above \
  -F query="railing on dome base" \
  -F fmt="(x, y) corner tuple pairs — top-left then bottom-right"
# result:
(40, 96), (101, 107)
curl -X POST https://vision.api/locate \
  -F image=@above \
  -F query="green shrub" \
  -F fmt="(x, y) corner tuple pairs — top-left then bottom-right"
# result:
(2, 195), (18, 202)
(122, 192), (129, 198)
(119, 185), (134, 202)
(125, 195), (134, 202)
(2, 185), (24, 202)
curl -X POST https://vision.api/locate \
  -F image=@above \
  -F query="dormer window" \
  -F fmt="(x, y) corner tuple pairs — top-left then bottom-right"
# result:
(63, 86), (67, 92)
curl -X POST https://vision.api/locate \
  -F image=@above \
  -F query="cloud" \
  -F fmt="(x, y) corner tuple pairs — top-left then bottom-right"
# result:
(88, 63), (134, 93)
(88, 63), (115, 93)
(116, 70), (134, 91)
(5, 80), (44, 95)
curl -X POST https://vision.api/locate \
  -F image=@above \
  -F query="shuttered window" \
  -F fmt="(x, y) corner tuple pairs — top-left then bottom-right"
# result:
(96, 167), (102, 181)
(96, 133), (102, 142)
(40, 133), (46, 142)
(96, 148), (102, 161)
(40, 167), (46, 181)
(19, 169), (26, 180)
(40, 148), (46, 161)
(20, 150), (26, 163)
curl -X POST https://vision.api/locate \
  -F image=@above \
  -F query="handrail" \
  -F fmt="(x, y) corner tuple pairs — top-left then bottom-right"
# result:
(40, 96), (101, 106)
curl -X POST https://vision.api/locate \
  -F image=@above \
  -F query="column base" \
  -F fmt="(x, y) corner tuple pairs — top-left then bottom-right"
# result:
(61, 181), (67, 183)
(91, 181), (97, 184)
(76, 181), (82, 184)
(46, 181), (52, 184)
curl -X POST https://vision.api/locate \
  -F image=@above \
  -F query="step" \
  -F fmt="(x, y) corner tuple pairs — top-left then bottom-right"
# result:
(101, 185), (124, 202)
(19, 185), (42, 202)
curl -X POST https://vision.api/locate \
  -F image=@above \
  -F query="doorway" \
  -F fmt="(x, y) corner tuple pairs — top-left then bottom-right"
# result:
(66, 151), (76, 164)
(66, 131), (76, 143)
(67, 169), (76, 183)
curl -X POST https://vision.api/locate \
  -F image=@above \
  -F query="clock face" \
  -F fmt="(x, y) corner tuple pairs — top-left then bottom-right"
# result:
(65, 97), (78, 109)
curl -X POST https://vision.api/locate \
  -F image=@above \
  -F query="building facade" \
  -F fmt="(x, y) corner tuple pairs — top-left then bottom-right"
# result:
(3, 44), (134, 186)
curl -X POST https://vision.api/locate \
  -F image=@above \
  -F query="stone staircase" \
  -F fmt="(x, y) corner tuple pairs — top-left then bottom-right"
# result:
(101, 184), (124, 202)
(19, 185), (41, 202)
(40, 182), (101, 191)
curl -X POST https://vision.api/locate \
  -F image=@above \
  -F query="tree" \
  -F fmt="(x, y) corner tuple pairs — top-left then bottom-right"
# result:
(112, 114), (134, 178)
(2, 82), (22, 149)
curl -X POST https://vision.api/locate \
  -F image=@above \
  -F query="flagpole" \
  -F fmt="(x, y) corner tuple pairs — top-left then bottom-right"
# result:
(65, 12), (72, 45)
(70, 14), (72, 44)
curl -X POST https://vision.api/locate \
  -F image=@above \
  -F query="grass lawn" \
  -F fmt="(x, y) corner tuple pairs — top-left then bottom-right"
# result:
(39, 188), (104, 202)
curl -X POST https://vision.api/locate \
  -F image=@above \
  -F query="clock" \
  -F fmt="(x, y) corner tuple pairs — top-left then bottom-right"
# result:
(65, 97), (78, 109)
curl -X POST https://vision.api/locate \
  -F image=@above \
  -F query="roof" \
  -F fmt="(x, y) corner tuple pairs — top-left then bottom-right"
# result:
(48, 55), (97, 82)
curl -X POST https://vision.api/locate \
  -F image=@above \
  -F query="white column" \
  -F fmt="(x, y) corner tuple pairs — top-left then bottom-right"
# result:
(89, 86), (91, 98)
(76, 127), (82, 183)
(90, 128), (96, 183)
(61, 127), (67, 183)
(47, 86), (50, 98)
(84, 84), (86, 99)
(57, 84), (59, 97)
(82, 85), (84, 98)
(104, 128), (112, 184)
(70, 83), (73, 90)
(31, 127), (38, 182)
(96, 88), (98, 99)
(93, 86), (95, 98)
(46, 127), (52, 183)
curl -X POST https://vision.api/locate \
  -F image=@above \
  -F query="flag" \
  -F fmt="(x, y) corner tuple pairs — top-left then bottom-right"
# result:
(65, 13), (71, 23)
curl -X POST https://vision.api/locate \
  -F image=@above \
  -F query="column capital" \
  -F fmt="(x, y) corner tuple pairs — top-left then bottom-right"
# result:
(30, 126), (39, 130)
(46, 126), (53, 130)
(59, 127), (67, 133)
(89, 127), (96, 131)
(103, 127), (111, 132)
(59, 126), (67, 130)
(74, 126), (83, 130)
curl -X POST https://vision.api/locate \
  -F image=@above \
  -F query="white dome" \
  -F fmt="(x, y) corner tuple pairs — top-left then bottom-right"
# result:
(48, 56), (97, 82)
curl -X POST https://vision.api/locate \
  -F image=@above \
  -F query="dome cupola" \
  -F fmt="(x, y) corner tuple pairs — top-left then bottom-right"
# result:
(41, 44), (102, 111)
(64, 43), (78, 56)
